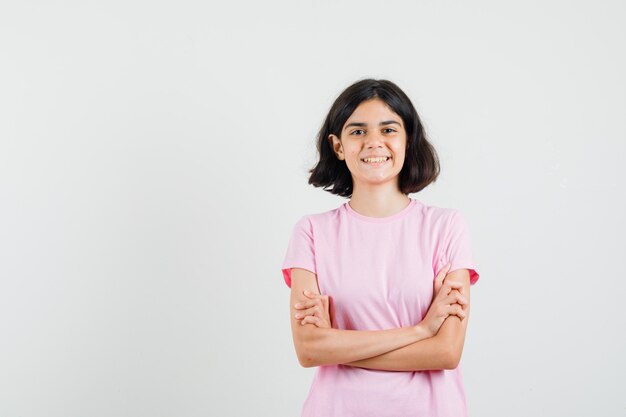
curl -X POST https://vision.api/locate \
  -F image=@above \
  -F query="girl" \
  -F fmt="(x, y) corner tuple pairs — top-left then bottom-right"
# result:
(281, 78), (480, 417)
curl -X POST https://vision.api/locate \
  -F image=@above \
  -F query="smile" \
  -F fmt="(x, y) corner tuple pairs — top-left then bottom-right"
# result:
(360, 156), (391, 166)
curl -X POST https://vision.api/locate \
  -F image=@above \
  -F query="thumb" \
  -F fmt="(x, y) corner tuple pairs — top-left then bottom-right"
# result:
(434, 263), (451, 289)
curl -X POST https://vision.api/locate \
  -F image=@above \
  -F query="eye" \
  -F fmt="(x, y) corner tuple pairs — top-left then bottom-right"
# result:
(383, 128), (396, 134)
(351, 129), (365, 135)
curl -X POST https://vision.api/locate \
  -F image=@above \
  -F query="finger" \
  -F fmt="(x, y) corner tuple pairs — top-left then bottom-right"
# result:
(441, 293), (457, 305)
(320, 294), (330, 306)
(301, 315), (321, 326)
(304, 296), (326, 310)
(315, 296), (330, 308)
(294, 306), (320, 319)
(434, 276), (442, 294)
(444, 289), (467, 305)
(443, 291), (468, 306)
(454, 292), (469, 305)
(435, 269), (444, 285)
(434, 263), (451, 287)
(303, 290), (329, 302)
(446, 280), (464, 289)
(449, 304), (467, 319)
(443, 281), (464, 294)
(436, 263), (451, 277)
(435, 283), (458, 300)
(303, 290), (320, 298)
(294, 300), (317, 310)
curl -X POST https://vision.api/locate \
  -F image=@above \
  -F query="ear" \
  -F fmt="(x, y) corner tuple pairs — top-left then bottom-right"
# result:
(328, 134), (344, 160)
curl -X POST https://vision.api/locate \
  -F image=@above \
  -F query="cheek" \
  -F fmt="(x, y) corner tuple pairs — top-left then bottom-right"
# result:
(394, 144), (407, 159)
(392, 152), (407, 169)
(347, 150), (361, 162)
(392, 147), (405, 159)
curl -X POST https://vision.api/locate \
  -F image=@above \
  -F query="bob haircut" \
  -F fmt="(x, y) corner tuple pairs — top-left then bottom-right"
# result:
(308, 78), (440, 198)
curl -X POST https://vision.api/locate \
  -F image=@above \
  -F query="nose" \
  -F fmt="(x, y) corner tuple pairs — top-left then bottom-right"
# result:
(364, 130), (385, 148)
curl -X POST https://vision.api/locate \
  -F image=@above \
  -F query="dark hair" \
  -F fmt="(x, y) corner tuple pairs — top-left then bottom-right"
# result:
(308, 78), (440, 198)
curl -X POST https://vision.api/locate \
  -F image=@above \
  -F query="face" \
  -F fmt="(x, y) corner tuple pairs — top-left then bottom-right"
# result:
(329, 98), (407, 189)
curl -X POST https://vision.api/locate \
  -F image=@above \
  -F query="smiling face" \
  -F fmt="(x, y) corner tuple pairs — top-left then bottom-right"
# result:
(329, 98), (407, 190)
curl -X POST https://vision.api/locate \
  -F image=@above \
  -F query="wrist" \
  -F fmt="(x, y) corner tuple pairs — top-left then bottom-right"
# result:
(414, 323), (432, 341)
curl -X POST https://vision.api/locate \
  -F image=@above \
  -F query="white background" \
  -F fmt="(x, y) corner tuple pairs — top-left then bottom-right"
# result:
(1, 1), (625, 416)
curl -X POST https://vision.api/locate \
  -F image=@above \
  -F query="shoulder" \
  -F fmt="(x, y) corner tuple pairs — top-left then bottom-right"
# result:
(293, 203), (344, 229)
(413, 199), (461, 228)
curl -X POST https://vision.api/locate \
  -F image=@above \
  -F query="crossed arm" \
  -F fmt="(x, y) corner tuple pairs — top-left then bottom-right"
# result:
(289, 267), (472, 371)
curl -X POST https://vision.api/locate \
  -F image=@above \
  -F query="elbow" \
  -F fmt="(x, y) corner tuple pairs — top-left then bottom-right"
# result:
(297, 351), (316, 368)
(298, 356), (316, 368)
(293, 325), (333, 368)
(436, 332), (464, 370)
(443, 348), (462, 370)
(295, 341), (319, 368)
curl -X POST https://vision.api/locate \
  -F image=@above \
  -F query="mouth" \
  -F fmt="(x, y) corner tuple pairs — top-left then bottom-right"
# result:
(360, 156), (391, 167)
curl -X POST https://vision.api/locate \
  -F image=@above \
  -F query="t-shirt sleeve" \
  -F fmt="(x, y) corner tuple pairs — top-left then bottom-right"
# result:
(281, 216), (317, 288)
(440, 210), (480, 285)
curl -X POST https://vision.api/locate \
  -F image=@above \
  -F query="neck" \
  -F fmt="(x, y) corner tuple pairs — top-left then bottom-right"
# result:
(348, 185), (410, 218)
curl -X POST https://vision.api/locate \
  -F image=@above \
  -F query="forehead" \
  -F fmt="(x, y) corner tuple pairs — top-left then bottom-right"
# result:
(345, 98), (402, 123)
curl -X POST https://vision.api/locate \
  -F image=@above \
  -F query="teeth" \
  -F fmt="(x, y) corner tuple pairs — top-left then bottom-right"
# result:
(362, 157), (389, 163)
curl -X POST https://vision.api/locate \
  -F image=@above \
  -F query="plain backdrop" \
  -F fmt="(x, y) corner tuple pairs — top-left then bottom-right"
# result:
(1, 1), (625, 416)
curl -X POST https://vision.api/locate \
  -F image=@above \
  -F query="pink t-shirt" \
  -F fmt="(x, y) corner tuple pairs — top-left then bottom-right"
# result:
(281, 197), (480, 417)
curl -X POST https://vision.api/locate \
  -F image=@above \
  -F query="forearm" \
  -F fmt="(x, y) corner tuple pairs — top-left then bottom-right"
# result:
(344, 316), (465, 371)
(296, 323), (428, 368)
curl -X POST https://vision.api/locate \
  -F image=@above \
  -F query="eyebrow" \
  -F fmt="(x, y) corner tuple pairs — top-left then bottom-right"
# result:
(344, 120), (402, 130)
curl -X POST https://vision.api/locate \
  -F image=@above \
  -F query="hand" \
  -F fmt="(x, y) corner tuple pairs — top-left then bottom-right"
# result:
(293, 290), (332, 328)
(419, 264), (468, 337)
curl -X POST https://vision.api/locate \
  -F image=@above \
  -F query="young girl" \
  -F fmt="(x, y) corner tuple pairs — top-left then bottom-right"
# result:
(281, 78), (480, 417)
